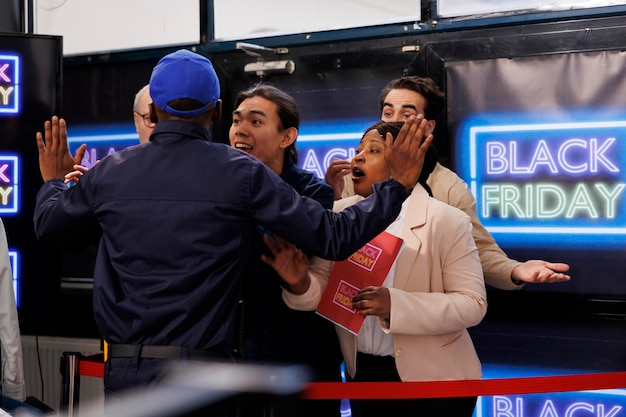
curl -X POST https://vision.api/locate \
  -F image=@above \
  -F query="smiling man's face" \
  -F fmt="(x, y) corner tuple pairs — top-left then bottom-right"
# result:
(229, 96), (291, 175)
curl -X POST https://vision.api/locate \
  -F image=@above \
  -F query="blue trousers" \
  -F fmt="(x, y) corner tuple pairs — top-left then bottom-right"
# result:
(104, 357), (239, 417)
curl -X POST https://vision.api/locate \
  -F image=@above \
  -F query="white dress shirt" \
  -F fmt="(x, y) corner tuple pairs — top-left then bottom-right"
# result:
(356, 198), (408, 357)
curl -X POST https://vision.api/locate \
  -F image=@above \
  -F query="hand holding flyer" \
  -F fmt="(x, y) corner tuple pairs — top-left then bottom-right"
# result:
(316, 231), (403, 334)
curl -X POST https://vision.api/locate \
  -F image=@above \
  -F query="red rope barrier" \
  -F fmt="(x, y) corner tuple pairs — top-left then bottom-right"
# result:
(79, 355), (104, 379)
(76, 357), (626, 399)
(302, 372), (626, 399)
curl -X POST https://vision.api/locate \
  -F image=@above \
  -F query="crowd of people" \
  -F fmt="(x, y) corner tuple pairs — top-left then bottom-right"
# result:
(27, 48), (571, 417)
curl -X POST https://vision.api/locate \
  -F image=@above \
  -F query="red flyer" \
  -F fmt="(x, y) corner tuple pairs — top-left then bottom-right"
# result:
(316, 231), (403, 335)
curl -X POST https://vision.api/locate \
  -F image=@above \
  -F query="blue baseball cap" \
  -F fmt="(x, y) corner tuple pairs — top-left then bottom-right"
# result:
(149, 49), (220, 117)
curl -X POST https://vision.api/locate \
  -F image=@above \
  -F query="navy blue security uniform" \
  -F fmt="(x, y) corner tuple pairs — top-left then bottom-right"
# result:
(33, 120), (408, 395)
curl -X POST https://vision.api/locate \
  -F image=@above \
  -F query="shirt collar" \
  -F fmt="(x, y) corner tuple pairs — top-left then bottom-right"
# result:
(149, 120), (212, 143)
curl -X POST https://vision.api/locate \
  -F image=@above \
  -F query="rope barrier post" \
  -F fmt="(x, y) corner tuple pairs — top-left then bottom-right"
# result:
(60, 352), (83, 417)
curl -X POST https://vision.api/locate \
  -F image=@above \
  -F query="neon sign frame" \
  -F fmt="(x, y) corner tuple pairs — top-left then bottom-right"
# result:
(457, 113), (626, 246)
(0, 155), (19, 214)
(0, 54), (20, 114)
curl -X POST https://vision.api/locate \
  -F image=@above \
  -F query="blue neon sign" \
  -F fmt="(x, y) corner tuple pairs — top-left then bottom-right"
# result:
(476, 365), (626, 417)
(456, 112), (626, 246)
(478, 389), (625, 417)
(298, 119), (375, 178)
(0, 54), (20, 114)
(67, 119), (375, 179)
(299, 133), (360, 179)
(67, 124), (141, 168)
(0, 155), (19, 214)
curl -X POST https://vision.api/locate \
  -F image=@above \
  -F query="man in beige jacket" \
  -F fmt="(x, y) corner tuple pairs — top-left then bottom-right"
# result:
(325, 76), (571, 290)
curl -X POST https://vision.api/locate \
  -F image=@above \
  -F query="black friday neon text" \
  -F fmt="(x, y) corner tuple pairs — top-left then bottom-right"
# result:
(457, 117), (626, 240)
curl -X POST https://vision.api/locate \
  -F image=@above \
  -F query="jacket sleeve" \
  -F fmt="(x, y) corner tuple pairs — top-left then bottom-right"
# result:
(428, 164), (523, 290)
(33, 179), (100, 248)
(470, 208), (523, 290)
(281, 196), (360, 310)
(281, 255), (333, 311)
(249, 163), (408, 261)
(0, 219), (25, 401)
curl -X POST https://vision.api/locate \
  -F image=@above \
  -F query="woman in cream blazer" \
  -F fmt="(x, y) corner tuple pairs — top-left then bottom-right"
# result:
(264, 121), (487, 417)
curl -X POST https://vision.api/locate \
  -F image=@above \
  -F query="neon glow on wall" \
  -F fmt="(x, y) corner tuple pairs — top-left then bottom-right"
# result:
(457, 113), (626, 246)
(66, 120), (374, 178)
(0, 156), (19, 214)
(478, 389), (625, 417)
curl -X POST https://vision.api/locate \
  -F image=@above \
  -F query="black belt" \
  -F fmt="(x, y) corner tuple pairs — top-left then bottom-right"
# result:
(108, 344), (227, 361)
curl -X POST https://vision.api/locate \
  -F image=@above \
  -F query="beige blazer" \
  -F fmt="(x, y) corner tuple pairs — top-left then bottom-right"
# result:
(284, 185), (487, 381)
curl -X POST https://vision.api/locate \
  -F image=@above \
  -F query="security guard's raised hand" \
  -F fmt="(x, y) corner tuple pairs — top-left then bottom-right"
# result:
(36, 115), (86, 182)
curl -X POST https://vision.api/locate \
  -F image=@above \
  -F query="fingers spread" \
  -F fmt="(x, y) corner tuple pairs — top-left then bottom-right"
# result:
(73, 144), (87, 165)
(36, 132), (45, 152)
(59, 117), (69, 153)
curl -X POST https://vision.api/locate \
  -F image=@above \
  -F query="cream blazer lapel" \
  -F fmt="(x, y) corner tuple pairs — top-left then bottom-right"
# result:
(393, 185), (429, 291)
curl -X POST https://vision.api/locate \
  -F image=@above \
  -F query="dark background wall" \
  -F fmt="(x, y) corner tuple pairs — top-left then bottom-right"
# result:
(10, 12), (626, 371)
(0, 0), (23, 32)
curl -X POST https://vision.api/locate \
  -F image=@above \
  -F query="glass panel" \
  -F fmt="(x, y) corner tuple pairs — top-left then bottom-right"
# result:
(214, 0), (420, 40)
(33, 0), (201, 56)
(437, 0), (620, 18)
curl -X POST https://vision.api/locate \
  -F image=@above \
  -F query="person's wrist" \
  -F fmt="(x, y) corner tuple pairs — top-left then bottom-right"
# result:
(387, 177), (412, 194)
(287, 275), (310, 295)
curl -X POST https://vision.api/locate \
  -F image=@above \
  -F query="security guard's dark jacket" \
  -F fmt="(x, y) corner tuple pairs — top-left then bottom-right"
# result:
(33, 120), (408, 355)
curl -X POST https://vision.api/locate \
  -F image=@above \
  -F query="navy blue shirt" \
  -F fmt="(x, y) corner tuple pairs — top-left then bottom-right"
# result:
(34, 120), (408, 354)
(240, 164), (341, 373)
